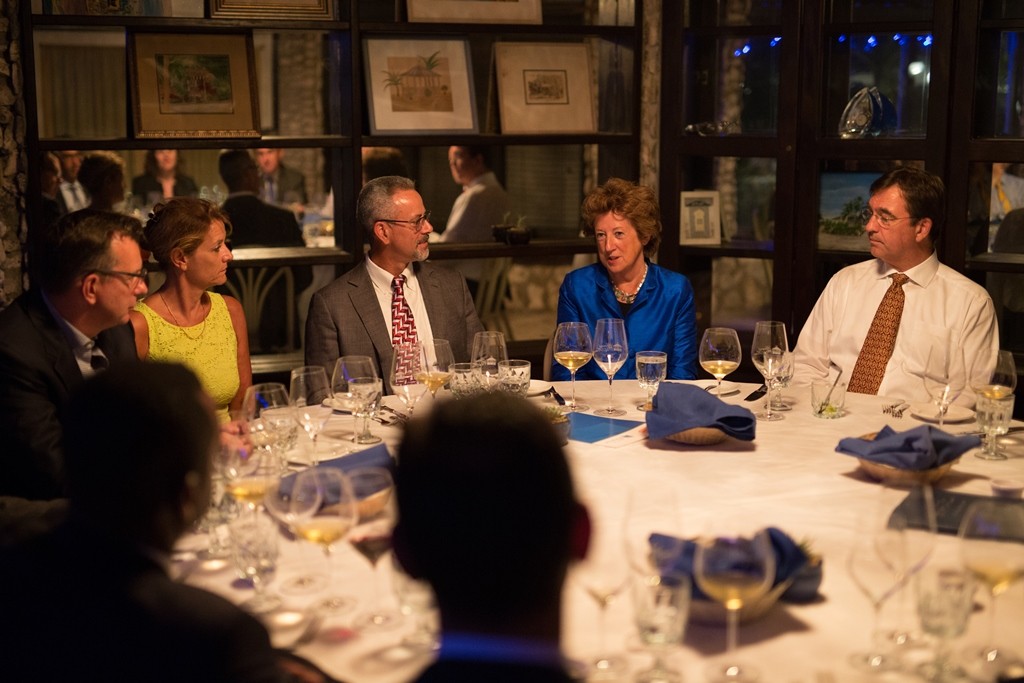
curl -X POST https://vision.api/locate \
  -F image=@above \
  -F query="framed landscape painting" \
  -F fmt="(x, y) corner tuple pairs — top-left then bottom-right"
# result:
(129, 32), (260, 138)
(407, 0), (541, 23)
(495, 42), (595, 134)
(363, 38), (477, 135)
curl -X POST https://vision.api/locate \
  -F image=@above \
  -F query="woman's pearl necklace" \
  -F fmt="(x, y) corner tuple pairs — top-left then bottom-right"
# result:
(613, 264), (648, 304)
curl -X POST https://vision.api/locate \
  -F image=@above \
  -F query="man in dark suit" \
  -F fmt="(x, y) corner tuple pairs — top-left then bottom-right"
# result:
(395, 392), (590, 683)
(219, 150), (305, 248)
(0, 363), (328, 683)
(256, 147), (308, 207)
(0, 209), (146, 500)
(305, 175), (484, 392)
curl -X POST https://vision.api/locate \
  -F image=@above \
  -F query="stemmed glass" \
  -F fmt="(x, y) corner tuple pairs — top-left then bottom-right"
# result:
(349, 377), (383, 445)
(958, 500), (1024, 673)
(750, 321), (789, 422)
(593, 318), (628, 417)
(471, 331), (508, 390)
(699, 327), (741, 396)
(347, 467), (400, 631)
(243, 382), (296, 471)
(334, 355), (381, 444)
(289, 365), (333, 466)
(922, 341), (966, 427)
(392, 554), (438, 651)
(916, 559), (976, 682)
(222, 441), (275, 517)
(972, 350), (1017, 460)
(291, 467), (358, 614)
(632, 571), (691, 683)
(416, 338), (455, 398)
(694, 524), (775, 683)
(264, 472), (326, 594)
(635, 351), (668, 411)
(769, 350), (794, 412)
(553, 322), (593, 413)
(228, 513), (281, 614)
(390, 341), (429, 416)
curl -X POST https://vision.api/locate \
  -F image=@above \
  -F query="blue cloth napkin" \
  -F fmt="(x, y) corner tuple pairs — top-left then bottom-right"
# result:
(645, 383), (756, 441)
(650, 527), (808, 600)
(835, 425), (980, 470)
(281, 443), (393, 502)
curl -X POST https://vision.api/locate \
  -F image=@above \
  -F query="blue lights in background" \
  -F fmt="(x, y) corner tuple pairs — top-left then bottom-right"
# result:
(834, 33), (934, 50)
(731, 37), (783, 58)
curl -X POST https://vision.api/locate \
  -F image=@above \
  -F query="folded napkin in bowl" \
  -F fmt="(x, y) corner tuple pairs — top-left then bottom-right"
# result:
(836, 425), (980, 470)
(281, 443), (393, 503)
(645, 383), (756, 442)
(649, 527), (807, 600)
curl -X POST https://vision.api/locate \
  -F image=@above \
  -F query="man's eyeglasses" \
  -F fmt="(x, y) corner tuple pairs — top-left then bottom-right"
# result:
(859, 207), (916, 229)
(93, 268), (148, 286)
(378, 210), (431, 232)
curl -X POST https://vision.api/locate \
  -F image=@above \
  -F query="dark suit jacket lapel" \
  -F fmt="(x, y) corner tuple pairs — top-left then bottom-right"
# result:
(416, 262), (449, 341)
(347, 263), (393, 362)
(24, 290), (84, 397)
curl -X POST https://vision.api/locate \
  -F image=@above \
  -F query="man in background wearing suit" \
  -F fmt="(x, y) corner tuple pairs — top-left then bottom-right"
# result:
(256, 147), (308, 207)
(305, 175), (483, 392)
(395, 392), (590, 683)
(57, 149), (88, 213)
(219, 150), (305, 248)
(0, 363), (329, 683)
(0, 209), (146, 500)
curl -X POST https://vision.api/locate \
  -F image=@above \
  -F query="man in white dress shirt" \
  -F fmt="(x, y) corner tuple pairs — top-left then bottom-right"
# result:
(793, 166), (999, 406)
(433, 146), (512, 294)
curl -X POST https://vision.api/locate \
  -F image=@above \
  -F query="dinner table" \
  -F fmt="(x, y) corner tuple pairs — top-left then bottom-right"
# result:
(176, 378), (1024, 683)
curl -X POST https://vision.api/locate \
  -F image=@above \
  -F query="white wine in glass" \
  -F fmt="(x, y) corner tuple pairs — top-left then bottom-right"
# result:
(593, 318), (628, 417)
(699, 327), (741, 396)
(553, 322), (593, 412)
(414, 338), (454, 398)
(972, 350), (1017, 460)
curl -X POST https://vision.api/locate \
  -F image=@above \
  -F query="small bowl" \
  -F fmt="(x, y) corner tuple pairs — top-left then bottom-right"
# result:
(991, 479), (1024, 499)
(856, 458), (959, 485)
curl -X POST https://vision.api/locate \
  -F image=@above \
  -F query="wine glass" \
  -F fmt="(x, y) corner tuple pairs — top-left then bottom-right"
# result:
(553, 322), (593, 413)
(694, 524), (775, 683)
(471, 331), (508, 390)
(389, 341), (429, 416)
(392, 554), (439, 651)
(699, 327), (741, 396)
(416, 338), (455, 398)
(228, 513), (282, 614)
(242, 382), (295, 471)
(769, 350), (794, 412)
(635, 351), (667, 411)
(750, 321), (789, 422)
(632, 571), (691, 683)
(593, 318), (628, 417)
(349, 377), (383, 445)
(291, 467), (358, 614)
(347, 467), (400, 631)
(264, 471), (326, 594)
(915, 558), (976, 682)
(289, 365), (333, 466)
(882, 483), (938, 651)
(221, 441), (275, 517)
(972, 350), (1017, 460)
(958, 500), (1024, 673)
(923, 341), (966, 427)
(333, 355), (379, 443)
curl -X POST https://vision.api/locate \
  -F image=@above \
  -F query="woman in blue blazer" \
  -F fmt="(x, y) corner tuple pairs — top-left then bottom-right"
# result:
(553, 178), (697, 381)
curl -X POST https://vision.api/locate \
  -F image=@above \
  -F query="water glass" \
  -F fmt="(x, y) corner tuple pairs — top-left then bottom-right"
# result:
(448, 362), (481, 399)
(632, 572), (691, 683)
(229, 514), (282, 614)
(916, 564), (975, 682)
(975, 394), (1015, 461)
(811, 379), (846, 418)
(471, 331), (508, 390)
(498, 359), (531, 397)
(635, 350), (667, 411)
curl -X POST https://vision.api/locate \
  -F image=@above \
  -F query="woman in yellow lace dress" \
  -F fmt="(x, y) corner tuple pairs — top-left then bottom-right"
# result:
(129, 198), (251, 422)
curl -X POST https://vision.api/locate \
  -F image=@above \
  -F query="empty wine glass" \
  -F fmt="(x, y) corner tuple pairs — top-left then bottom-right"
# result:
(228, 514), (282, 614)
(751, 321), (789, 422)
(334, 355), (380, 443)
(916, 559), (976, 682)
(882, 483), (938, 651)
(635, 351), (668, 411)
(264, 471), (326, 594)
(289, 365), (333, 466)
(392, 554), (438, 651)
(770, 350), (794, 412)
(416, 338), (455, 398)
(349, 377), (383, 445)
(958, 500), (1024, 673)
(694, 524), (775, 683)
(972, 350), (1017, 460)
(242, 382), (294, 471)
(923, 341), (966, 427)
(348, 467), (399, 631)
(632, 571), (691, 683)
(593, 318), (628, 417)
(471, 331), (508, 390)
(699, 327), (741, 396)
(553, 322), (593, 413)
(390, 341), (428, 416)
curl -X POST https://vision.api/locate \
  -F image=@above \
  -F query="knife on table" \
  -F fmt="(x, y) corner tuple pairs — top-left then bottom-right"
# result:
(546, 386), (566, 406)
(745, 384), (768, 401)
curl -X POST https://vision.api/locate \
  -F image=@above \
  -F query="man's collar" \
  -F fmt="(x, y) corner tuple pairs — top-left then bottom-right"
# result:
(40, 289), (93, 351)
(879, 250), (939, 287)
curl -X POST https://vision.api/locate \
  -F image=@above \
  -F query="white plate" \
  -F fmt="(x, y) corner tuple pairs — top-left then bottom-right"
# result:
(909, 403), (975, 424)
(322, 396), (354, 412)
(528, 379), (553, 397)
(700, 381), (740, 397)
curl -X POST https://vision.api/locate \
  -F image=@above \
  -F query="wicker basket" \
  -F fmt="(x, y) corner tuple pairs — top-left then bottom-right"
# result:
(856, 457), (959, 485)
(667, 427), (728, 445)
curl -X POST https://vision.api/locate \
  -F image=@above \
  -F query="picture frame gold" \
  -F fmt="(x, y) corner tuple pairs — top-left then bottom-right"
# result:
(211, 0), (333, 20)
(679, 191), (722, 246)
(128, 31), (261, 139)
(363, 38), (478, 135)
(406, 0), (541, 24)
(495, 42), (596, 134)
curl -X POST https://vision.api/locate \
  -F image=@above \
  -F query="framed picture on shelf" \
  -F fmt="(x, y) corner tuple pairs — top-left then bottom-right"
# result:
(679, 191), (721, 245)
(495, 43), (595, 134)
(363, 38), (477, 135)
(211, 0), (333, 20)
(128, 32), (261, 138)
(35, 0), (202, 16)
(406, 0), (541, 24)
(817, 172), (873, 252)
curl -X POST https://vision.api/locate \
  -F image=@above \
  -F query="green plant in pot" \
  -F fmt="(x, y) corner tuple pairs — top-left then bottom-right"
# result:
(543, 406), (570, 445)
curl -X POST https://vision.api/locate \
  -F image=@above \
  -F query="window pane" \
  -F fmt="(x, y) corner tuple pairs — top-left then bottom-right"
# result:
(711, 257), (772, 329)
(683, 157), (776, 244)
(686, 0), (782, 28)
(827, 0), (932, 22)
(974, 31), (1024, 138)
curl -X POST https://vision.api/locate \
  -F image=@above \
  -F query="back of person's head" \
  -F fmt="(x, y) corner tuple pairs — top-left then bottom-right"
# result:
(395, 392), (579, 620)
(357, 175), (416, 243)
(581, 177), (662, 258)
(77, 151), (125, 198)
(218, 149), (258, 191)
(144, 197), (232, 269)
(34, 209), (143, 294)
(362, 147), (409, 184)
(871, 166), (945, 243)
(62, 363), (217, 541)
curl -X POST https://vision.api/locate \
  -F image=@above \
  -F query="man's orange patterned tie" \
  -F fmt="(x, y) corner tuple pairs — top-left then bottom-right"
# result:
(847, 273), (909, 394)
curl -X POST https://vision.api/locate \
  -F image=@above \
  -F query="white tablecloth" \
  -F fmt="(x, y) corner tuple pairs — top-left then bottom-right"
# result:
(181, 379), (1024, 683)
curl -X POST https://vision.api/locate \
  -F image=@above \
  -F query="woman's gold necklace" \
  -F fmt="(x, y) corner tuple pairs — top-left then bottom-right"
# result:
(159, 291), (207, 341)
(613, 264), (648, 304)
